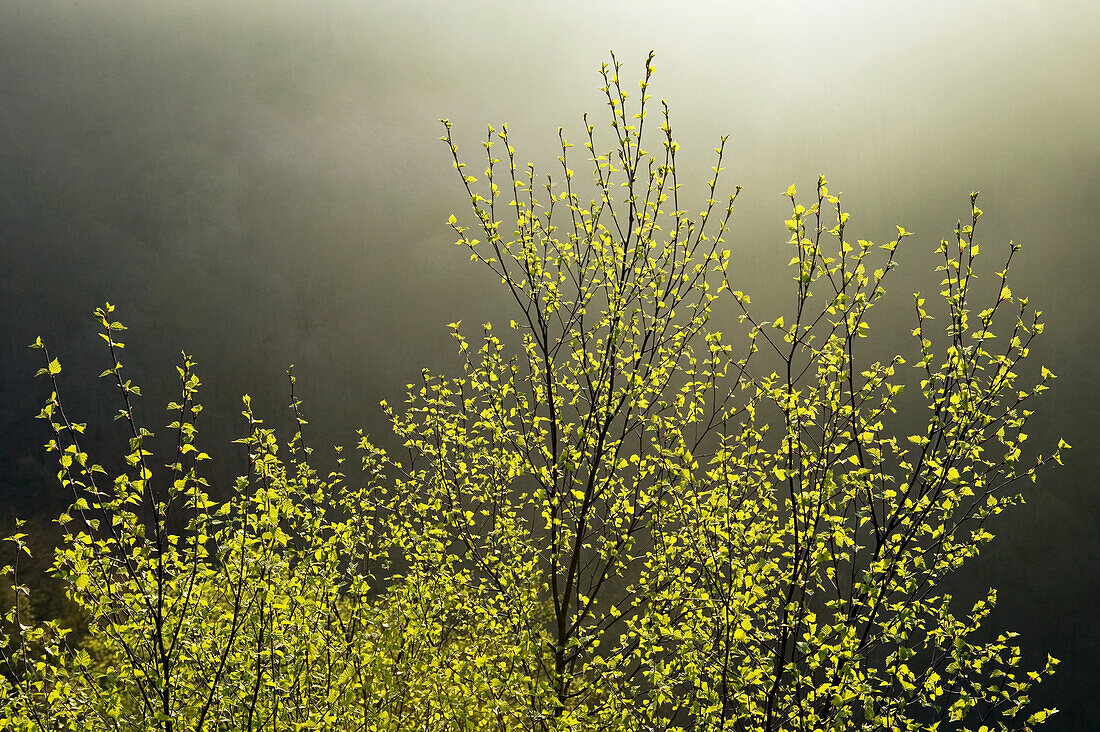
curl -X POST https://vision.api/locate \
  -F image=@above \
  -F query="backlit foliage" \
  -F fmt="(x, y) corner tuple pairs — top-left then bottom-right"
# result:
(2, 53), (1064, 731)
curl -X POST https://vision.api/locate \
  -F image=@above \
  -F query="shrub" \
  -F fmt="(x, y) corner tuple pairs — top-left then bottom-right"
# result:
(2, 53), (1065, 731)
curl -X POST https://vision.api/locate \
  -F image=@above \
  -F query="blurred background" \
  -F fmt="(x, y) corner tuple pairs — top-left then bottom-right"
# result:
(1, 1), (1096, 725)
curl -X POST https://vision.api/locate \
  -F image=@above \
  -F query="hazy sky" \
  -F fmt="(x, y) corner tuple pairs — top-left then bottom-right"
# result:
(2, 1), (1098, 725)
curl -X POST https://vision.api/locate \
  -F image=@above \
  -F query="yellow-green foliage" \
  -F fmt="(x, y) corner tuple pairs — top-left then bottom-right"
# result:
(2, 54), (1065, 731)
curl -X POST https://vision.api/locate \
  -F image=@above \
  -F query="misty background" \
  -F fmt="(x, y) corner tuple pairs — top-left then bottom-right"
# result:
(1, 1), (1097, 726)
